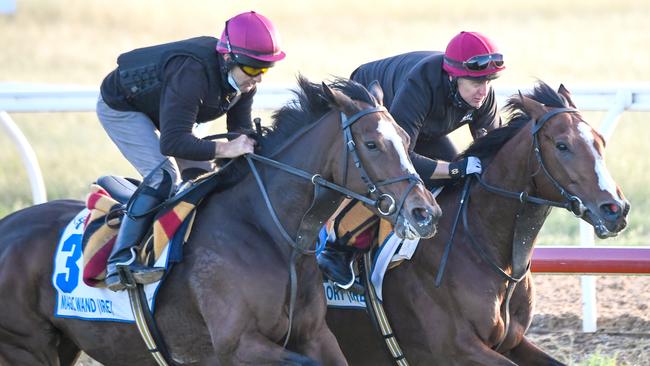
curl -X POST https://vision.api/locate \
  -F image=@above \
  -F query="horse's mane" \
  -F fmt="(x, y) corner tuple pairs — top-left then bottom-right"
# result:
(460, 81), (571, 161)
(214, 75), (376, 189)
(260, 75), (376, 156)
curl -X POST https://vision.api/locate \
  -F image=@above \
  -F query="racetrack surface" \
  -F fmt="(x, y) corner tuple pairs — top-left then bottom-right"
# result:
(75, 275), (650, 365)
(528, 275), (650, 365)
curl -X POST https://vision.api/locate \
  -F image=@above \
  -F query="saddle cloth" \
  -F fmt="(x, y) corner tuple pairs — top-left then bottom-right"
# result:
(51, 184), (197, 322)
(52, 208), (168, 322)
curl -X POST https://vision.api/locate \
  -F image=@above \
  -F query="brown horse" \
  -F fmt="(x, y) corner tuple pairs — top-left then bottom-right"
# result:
(326, 82), (630, 365)
(0, 77), (441, 365)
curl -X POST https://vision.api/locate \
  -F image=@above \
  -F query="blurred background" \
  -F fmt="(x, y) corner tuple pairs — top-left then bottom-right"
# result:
(1, 0), (648, 244)
(1, 1), (649, 364)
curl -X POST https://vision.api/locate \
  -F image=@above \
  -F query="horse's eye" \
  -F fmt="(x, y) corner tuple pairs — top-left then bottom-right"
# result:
(365, 141), (377, 150)
(556, 142), (568, 151)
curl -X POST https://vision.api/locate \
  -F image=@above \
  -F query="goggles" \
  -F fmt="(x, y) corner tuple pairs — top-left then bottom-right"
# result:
(239, 64), (269, 77)
(445, 53), (504, 72)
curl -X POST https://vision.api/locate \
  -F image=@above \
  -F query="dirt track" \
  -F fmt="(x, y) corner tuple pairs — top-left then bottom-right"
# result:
(527, 275), (650, 365)
(76, 274), (650, 366)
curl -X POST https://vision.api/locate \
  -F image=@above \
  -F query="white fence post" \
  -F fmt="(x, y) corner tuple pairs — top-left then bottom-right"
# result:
(578, 89), (632, 332)
(580, 222), (598, 332)
(0, 111), (47, 204)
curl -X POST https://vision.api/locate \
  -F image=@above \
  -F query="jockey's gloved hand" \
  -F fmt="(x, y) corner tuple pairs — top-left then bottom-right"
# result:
(448, 156), (482, 179)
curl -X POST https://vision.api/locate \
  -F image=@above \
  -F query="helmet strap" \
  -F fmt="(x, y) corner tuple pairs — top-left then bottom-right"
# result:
(227, 70), (242, 94)
(448, 77), (476, 110)
(218, 53), (239, 92)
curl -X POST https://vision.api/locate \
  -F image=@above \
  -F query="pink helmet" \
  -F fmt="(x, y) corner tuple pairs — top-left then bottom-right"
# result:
(216, 11), (286, 68)
(443, 31), (505, 78)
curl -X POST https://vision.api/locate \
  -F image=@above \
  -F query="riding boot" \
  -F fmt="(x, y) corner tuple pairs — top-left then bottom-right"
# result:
(105, 184), (168, 291)
(317, 240), (360, 290)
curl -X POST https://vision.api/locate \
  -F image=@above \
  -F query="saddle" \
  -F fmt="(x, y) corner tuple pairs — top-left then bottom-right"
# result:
(80, 172), (220, 287)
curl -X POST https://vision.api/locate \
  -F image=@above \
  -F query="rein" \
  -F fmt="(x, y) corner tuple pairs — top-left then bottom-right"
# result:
(245, 105), (421, 254)
(437, 107), (586, 352)
(474, 107), (585, 216)
(244, 104), (420, 349)
(359, 105), (594, 363)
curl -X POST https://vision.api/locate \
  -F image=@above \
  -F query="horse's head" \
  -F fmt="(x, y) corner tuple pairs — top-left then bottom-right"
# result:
(518, 84), (630, 238)
(321, 80), (441, 239)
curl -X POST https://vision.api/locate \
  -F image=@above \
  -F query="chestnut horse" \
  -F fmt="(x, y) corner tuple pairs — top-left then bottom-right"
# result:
(0, 77), (440, 365)
(326, 82), (630, 365)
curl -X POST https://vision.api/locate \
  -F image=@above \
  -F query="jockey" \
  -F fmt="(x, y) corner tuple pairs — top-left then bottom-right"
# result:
(318, 31), (505, 288)
(98, 11), (286, 291)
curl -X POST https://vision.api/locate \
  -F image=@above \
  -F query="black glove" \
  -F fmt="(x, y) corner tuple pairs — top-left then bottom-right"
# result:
(448, 156), (482, 179)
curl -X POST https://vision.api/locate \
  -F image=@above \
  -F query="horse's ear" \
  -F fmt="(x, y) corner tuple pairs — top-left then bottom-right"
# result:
(322, 82), (343, 108)
(322, 82), (337, 106)
(367, 80), (384, 106)
(321, 82), (356, 115)
(518, 91), (547, 121)
(557, 84), (577, 108)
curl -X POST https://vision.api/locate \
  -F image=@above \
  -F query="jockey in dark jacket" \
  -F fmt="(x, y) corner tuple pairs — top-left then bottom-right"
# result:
(98, 11), (286, 291)
(318, 31), (506, 289)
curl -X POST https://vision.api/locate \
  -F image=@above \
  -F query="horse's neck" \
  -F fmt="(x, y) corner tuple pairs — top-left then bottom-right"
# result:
(245, 119), (343, 248)
(468, 127), (550, 267)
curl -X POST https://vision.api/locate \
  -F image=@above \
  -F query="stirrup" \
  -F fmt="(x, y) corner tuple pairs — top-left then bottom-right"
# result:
(114, 247), (138, 267)
(117, 266), (138, 290)
(330, 260), (357, 290)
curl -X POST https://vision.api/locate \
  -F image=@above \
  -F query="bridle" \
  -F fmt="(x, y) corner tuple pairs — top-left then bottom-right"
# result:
(435, 106), (586, 286)
(339, 107), (423, 216)
(476, 107), (586, 217)
(243, 102), (422, 348)
(245, 104), (422, 253)
(464, 106), (592, 351)
(435, 106), (589, 352)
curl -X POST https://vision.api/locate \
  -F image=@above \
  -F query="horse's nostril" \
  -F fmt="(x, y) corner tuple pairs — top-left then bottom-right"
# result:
(411, 207), (432, 227)
(600, 202), (622, 219)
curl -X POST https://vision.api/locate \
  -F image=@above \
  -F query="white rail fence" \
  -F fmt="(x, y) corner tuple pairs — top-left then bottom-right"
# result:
(2, 82), (650, 333)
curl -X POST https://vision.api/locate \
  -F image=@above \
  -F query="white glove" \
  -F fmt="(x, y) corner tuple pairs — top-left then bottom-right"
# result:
(448, 156), (482, 179)
(465, 156), (482, 175)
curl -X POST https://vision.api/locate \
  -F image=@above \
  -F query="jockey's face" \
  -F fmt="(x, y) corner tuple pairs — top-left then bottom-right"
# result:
(457, 77), (491, 108)
(230, 65), (263, 93)
(224, 53), (263, 93)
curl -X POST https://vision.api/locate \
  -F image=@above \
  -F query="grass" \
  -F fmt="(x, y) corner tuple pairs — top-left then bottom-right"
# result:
(1, 0), (649, 245)
(578, 353), (620, 366)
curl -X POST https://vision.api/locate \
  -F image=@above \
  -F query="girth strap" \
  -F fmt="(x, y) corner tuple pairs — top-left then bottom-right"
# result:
(126, 284), (175, 366)
(361, 252), (409, 366)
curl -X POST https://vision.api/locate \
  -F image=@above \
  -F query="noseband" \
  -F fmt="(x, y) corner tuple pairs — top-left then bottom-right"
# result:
(340, 107), (422, 216)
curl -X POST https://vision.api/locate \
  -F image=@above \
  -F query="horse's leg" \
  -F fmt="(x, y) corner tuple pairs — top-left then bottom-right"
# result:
(288, 260), (347, 365)
(0, 280), (61, 366)
(452, 340), (519, 366)
(228, 332), (319, 366)
(57, 335), (81, 366)
(294, 326), (348, 366)
(505, 336), (566, 366)
(0, 336), (59, 366)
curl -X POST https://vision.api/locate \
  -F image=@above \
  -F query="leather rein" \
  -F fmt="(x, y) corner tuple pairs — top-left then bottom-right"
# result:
(461, 107), (586, 351)
(243, 104), (421, 348)
(245, 105), (421, 255)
